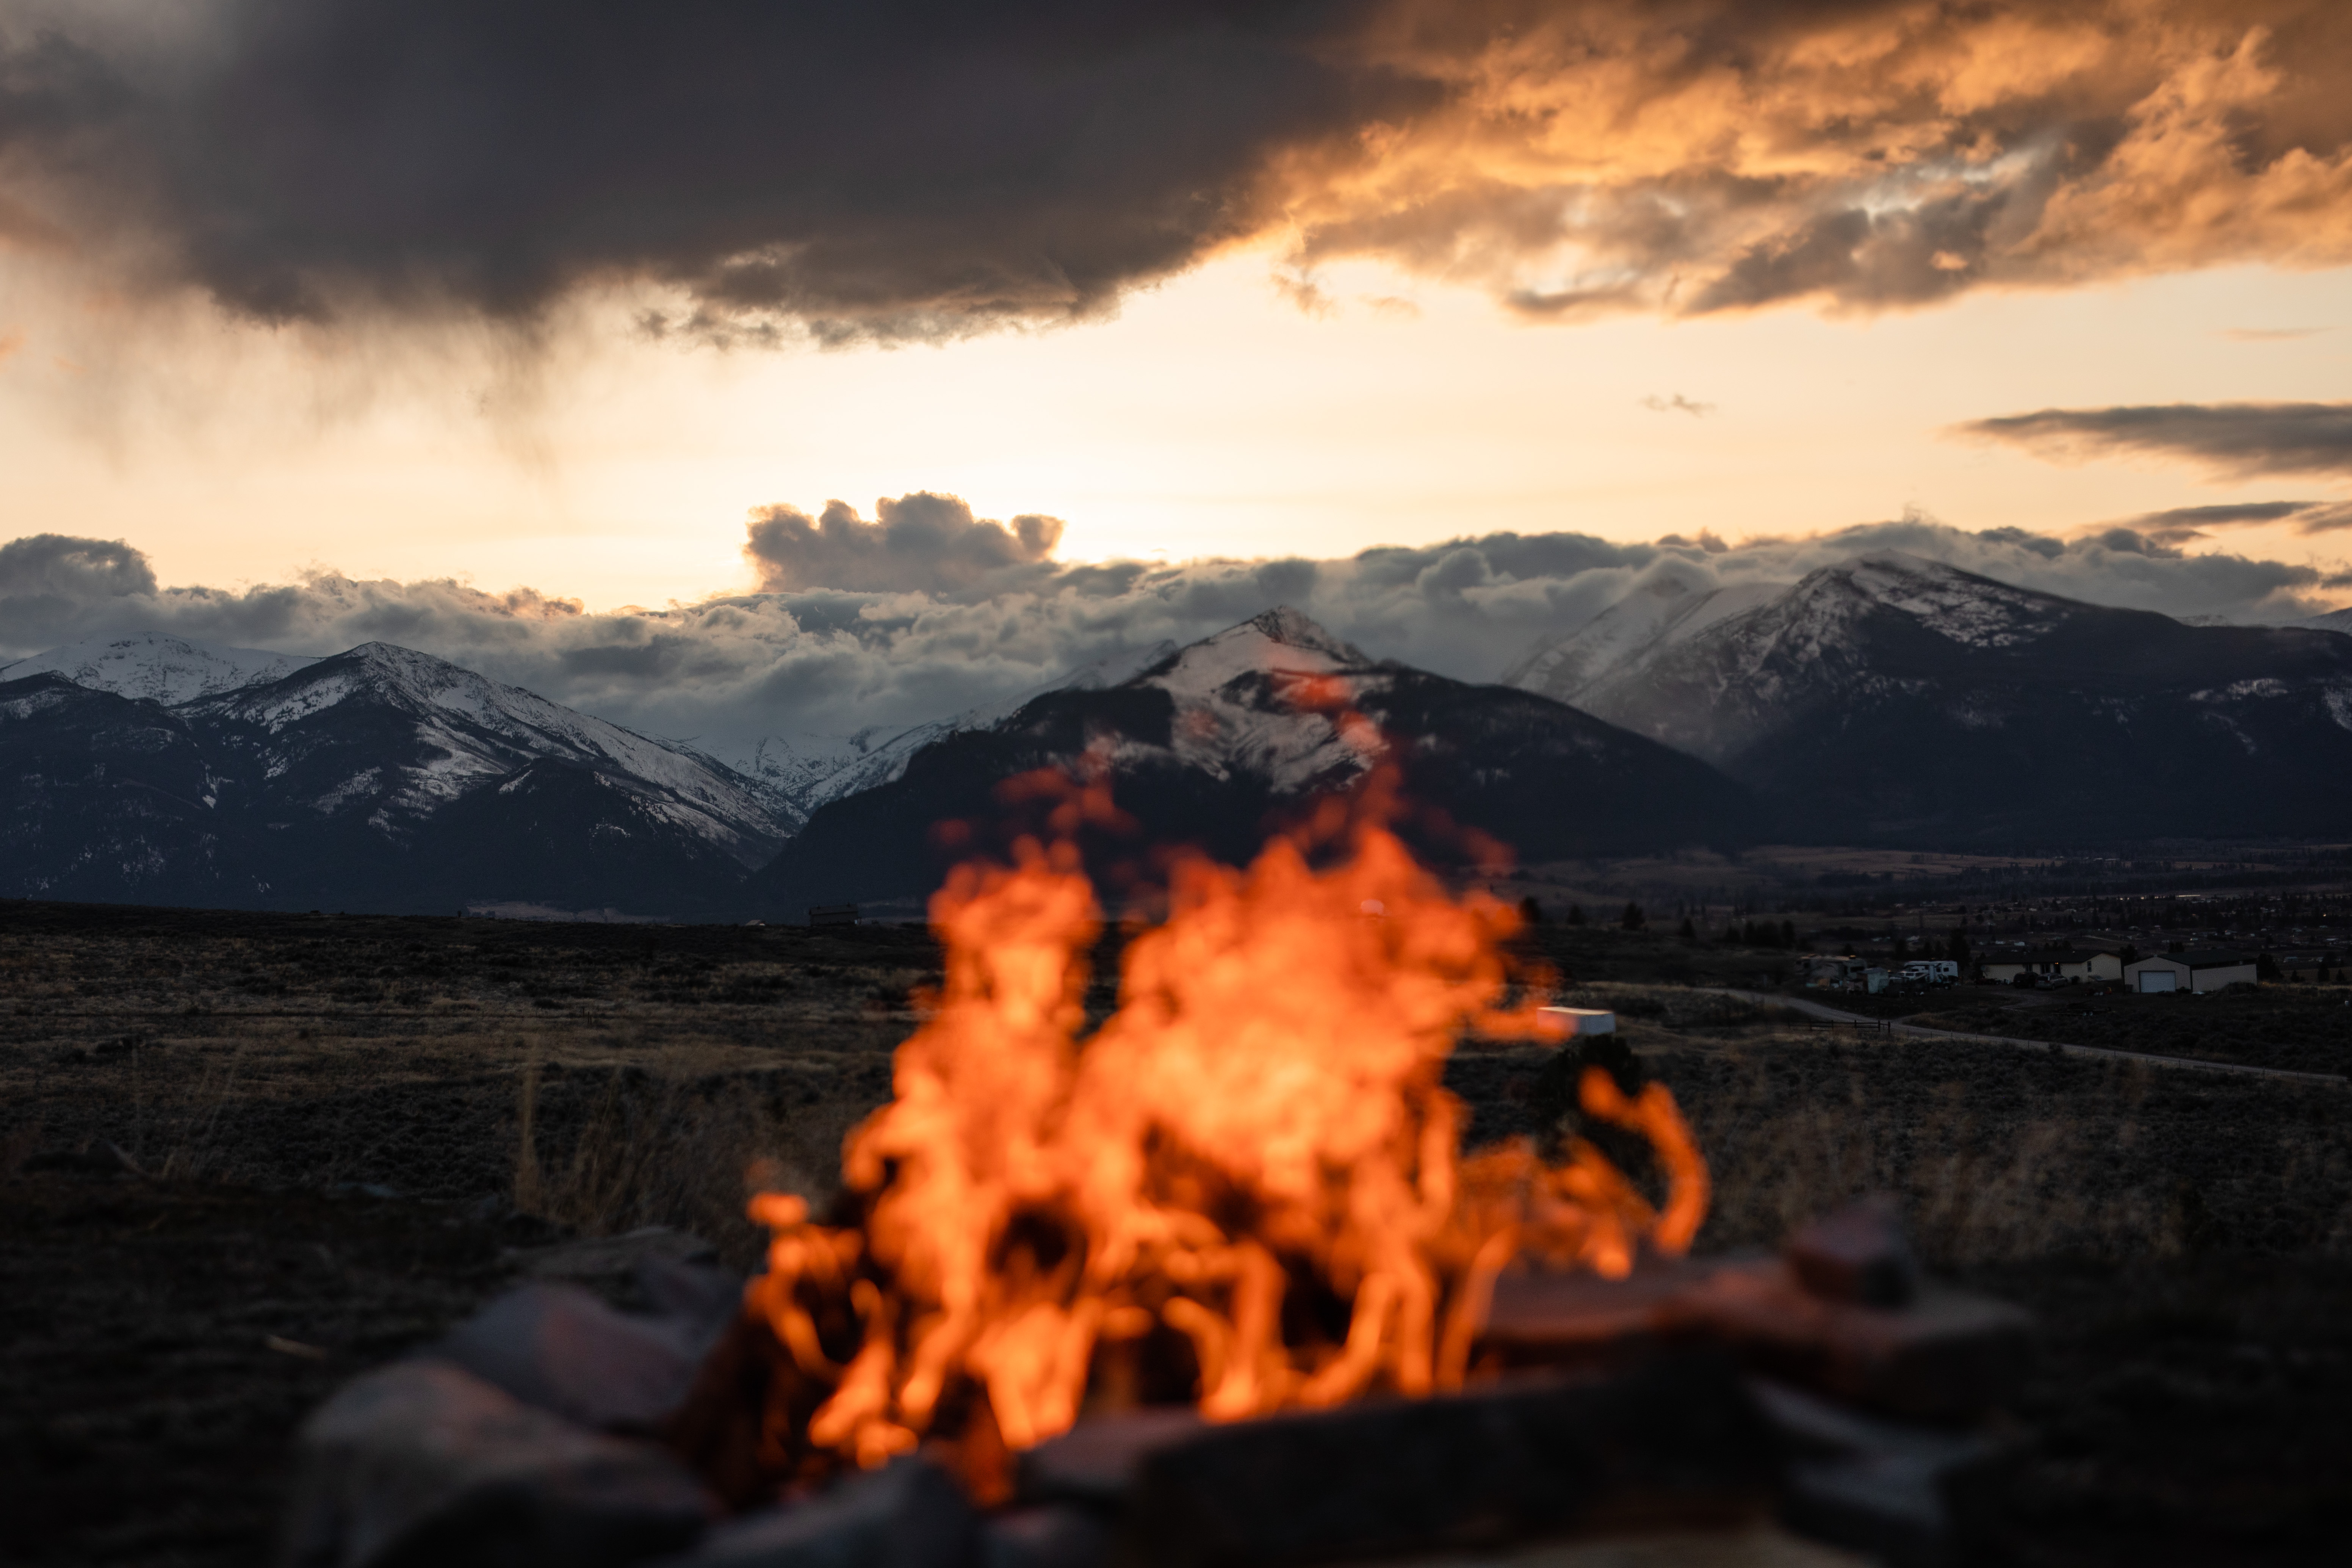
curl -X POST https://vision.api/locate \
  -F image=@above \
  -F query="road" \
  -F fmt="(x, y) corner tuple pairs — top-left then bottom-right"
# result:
(1702, 988), (2349, 1087)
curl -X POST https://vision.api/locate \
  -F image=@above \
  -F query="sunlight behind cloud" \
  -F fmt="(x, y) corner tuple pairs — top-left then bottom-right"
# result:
(2, 252), (2351, 611)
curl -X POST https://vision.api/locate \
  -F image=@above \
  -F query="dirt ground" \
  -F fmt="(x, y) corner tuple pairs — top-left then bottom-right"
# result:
(4, 901), (2349, 1566)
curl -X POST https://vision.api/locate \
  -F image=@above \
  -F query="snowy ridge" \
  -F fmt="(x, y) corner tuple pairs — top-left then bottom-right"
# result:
(190, 642), (787, 866)
(3, 633), (318, 705)
(1137, 608), (1385, 792)
(1525, 552), (2088, 739)
(1506, 564), (1785, 704)
(694, 640), (1183, 818)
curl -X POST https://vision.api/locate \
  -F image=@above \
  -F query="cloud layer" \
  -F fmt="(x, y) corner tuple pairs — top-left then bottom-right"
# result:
(5, 506), (2344, 758)
(4, 2), (2352, 342)
(1963, 401), (2352, 481)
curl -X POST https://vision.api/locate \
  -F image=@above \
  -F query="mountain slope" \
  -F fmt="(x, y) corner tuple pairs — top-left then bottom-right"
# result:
(1505, 564), (1786, 704)
(749, 609), (1757, 915)
(0, 641), (794, 915)
(0, 675), (262, 906)
(692, 641), (1181, 823)
(1, 633), (318, 705)
(189, 643), (786, 874)
(1531, 553), (2352, 844)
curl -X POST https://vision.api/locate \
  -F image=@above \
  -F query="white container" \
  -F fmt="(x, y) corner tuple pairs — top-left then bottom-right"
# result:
(1539, 1006), (1617, 1036)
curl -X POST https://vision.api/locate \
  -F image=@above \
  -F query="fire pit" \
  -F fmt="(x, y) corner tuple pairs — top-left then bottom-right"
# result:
(282, 793), (2032, 1568)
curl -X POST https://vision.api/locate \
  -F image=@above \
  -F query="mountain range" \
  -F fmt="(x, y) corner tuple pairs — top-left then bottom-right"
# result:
(749, 609), (1757, 916)
(8, 556), (2352, 918)
(1507, 552), (2352, 845)
(0, 637), (782, 915)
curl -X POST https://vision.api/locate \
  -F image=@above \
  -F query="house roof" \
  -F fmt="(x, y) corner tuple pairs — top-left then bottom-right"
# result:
(2137, 949), (2254, 969)
(1984, 947), (2092, 965)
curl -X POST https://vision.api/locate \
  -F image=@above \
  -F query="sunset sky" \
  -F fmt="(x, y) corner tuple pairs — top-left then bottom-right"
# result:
(5, 1), (2352, 744)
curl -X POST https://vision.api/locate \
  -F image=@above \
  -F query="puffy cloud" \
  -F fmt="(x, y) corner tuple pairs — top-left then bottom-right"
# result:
(744, 494), (1063, 594)
(3, 3), (2352, 342)
(0, 533), (156, 625)
(3, 504), (2345, 759)
(1961, 402), (2352, 479)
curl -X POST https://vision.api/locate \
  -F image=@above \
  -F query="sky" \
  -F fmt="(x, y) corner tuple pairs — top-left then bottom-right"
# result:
(4, 1), (2352, 750)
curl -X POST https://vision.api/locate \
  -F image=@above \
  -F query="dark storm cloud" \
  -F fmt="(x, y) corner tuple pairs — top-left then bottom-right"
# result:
(0, 533), (155, 631)
(1964, 403), (2352, 479)
(0, 0), (1416, 341)
(745, 495), (1064, 594)
(6, 3), (2352, 338)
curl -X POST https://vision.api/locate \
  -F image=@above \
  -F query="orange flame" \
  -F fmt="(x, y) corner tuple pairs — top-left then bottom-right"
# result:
(746, 807), (1707, 1470)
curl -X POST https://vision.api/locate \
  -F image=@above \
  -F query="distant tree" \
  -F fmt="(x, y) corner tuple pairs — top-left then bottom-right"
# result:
(1779, 919), (1798, 949)
(1948, 930), (1972, 970)
(2257, 951), (2282, 982)
(1621, 901), (1646, 931)
(1892, 933), (1910, 964)
(1519, 895), (1545, 926)
(1566, 904), (1587, 927)
(1677, 917), (1697, 945)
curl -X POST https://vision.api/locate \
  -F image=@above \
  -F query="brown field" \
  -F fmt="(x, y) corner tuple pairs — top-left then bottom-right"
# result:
(4, 901), (2350, 1566)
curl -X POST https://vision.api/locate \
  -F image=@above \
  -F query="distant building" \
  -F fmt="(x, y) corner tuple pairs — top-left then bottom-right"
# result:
(2122, 949), (2256, 994)
(2274, 952), (2347, 984)
(1979, 947), (2122, 985)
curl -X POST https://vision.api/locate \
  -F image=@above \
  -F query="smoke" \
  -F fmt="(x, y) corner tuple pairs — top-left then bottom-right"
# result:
(3, 2), (2351, 346)
(4, 504), (2344, 753)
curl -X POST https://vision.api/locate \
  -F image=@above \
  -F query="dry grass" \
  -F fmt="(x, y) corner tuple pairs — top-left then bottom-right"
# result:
(1647, 1024), (2352, 1267)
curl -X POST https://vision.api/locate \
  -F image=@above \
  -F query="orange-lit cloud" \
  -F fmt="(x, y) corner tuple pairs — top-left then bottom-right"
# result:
(1273, 1), (2352, 318)
(4, 3), (2350, 343)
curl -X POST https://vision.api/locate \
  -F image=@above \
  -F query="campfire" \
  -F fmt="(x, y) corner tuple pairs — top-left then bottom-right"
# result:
(284, 773), (2034, 1568)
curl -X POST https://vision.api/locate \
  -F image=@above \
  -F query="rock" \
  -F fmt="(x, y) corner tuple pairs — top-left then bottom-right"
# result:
(1672, 1264), (2034, 1423)
(1099, 1355), (1774, 1568)
(1483, 1257), (2034, 1422)
(980, 1507), (1109, 1568)
(654, 1456), (977, 1568)
(1786, 1198), (1919, 1308)
(1751, 1380), (2010, 1568)
(504, 1225), (722, 1284)
(1017, 1407), (1206, 1507)
(432, 1282), (719, 1432)
(280, 1360), (714, 1568)
(636, 1253), (747, 1342)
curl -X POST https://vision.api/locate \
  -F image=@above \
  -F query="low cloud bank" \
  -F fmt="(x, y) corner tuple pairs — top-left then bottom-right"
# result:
(3, 507), (2344, 751)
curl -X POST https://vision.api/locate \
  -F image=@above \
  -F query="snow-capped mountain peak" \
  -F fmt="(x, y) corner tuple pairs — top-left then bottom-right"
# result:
(188, 640), (787, 867)
(1, 633), (318, 706)
(1801, 552), (2069, 649)
(1142, 606), (1371, 704)
(1127, 608), (1384, 792)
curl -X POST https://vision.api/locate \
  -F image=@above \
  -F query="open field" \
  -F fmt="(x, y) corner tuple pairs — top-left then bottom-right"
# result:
(4, 900), (2350, 1566)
